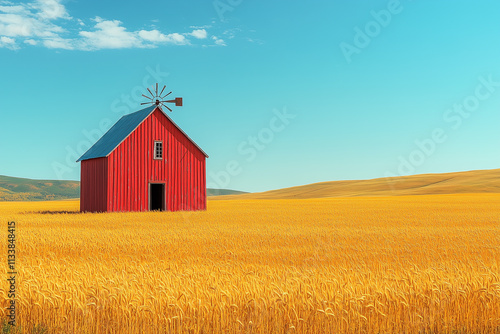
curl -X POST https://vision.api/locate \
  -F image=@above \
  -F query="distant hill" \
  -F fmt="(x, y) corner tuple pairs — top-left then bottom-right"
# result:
(0, 175), (247, 201)
(4, 168), (498, 202)
(211, 168), (500, 200)
(0, 175), (80, 201)
(207, 189), (248, 196)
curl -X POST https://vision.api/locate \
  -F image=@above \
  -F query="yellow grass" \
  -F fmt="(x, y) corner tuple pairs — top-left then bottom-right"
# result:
(1, 194), (500, 333)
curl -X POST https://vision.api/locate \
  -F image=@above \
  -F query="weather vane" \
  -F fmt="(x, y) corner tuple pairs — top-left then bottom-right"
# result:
(141, 83), (183, 112)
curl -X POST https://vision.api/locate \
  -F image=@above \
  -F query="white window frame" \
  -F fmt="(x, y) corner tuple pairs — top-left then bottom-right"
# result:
(154, 141), (163, 160)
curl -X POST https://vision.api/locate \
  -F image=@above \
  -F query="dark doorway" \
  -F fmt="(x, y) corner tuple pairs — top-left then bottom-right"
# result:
(149, 183), (165, 211)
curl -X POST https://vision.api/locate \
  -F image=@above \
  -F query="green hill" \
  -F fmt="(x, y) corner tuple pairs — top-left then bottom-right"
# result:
(0, 175), (80, 201)
(207, 188), (248, 196)
(0, 175), (247, 201)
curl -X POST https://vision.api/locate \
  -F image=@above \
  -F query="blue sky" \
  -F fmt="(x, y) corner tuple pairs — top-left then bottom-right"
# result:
(1, 0), (499, 192)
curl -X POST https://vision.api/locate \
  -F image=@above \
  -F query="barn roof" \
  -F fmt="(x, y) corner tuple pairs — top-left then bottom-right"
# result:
(77, 105), (208, 162)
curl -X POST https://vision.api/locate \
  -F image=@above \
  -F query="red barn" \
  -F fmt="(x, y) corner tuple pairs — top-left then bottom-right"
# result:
(77, 105), (208, 212)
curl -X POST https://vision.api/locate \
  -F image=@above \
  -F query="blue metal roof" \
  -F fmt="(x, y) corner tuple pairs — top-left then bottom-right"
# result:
(77, 105), (208, 162)
(76, 106), (156, 162)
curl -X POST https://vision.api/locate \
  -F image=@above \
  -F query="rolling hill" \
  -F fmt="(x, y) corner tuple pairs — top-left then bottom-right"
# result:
(0, 175), (80, 201)
(0, 175), (247, 201)
(2, 168), (499, 201)
(211, 168), (500, 200)
(206, 189), (248, 196)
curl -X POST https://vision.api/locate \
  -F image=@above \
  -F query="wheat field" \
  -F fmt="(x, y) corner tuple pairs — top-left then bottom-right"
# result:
(1, 194), (500, 333)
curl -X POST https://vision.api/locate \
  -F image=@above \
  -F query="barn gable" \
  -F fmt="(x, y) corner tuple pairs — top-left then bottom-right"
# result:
(77, 105), (208, 162)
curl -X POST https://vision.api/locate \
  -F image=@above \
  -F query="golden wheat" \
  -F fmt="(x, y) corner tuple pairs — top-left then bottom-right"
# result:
(0, 194), (500, 333)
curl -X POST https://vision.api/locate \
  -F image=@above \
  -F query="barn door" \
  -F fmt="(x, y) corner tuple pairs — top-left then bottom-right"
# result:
(149, 183), (165, 211)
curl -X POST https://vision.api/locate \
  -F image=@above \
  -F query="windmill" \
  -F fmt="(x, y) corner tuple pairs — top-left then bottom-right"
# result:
(141, 83), (183, 112)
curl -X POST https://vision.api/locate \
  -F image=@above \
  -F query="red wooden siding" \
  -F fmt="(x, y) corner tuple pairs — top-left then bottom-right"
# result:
(80, 157), (108, 212)
(102, 108), (206, 212)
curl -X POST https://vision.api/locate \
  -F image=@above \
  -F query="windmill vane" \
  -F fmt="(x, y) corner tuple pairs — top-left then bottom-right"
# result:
(141, 83), (183, 112)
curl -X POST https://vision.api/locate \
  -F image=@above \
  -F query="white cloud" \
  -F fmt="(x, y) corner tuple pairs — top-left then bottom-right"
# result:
(189, 29), (207, 39)
(190, 24), (211, 29)
(214, 39), (225, 46)
(0, 4), (26, 14)
(43, 36), (73, 49)
(166, 32), (187, 44)
(0, 35), (18, 49)
(0, 13), (33, 36)
(137, 29), (163, 42)
(77, 20), (190, 50)
(34, 0), (70, 20)
(139, 30), (188, 45)
(212, 35), (226, 46)
(79, 18), (143, 49)
(0, 0), (219, 51)
(0, 1), (66, 38)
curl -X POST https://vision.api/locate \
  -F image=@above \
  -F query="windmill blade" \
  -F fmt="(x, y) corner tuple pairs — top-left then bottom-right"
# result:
(155, 83), (158, 96)
(161, 102), (172, 112)
(159, 85), (166, 96)
(140, 102), (152, 105)
(161, 91), (172, 99)
(142, 94), (153, 100)
(147, 88), (155, 98)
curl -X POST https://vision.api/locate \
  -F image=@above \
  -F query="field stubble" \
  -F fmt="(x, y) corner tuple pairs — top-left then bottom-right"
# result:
(1, 194), (500, 333)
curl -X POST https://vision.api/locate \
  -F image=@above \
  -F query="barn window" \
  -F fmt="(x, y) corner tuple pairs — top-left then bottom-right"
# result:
(154, 141), (163, 159)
